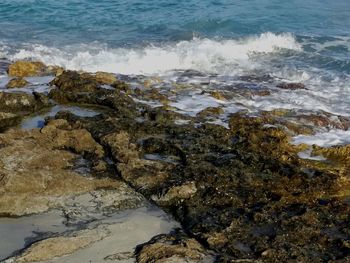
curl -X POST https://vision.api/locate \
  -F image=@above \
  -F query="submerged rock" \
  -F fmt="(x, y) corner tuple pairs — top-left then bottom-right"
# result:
(8, 61), (48, 77)
(6, 77), (29, 89)
(277, 82), (307, 90)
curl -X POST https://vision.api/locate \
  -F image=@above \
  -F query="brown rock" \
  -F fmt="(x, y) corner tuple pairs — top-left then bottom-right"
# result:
(50, 70), (99, 92)
(6, 77), (29, 88)
(137, 232), (211, 263)
(210, 90), (226, 100)
(94, 71), (117, 85)
(197, 107), (224, 118)
(0, 122), (118, 216)
(153, 182), (197, 204)
(8, 60), (48, 77)
(11, 228), (108, 263)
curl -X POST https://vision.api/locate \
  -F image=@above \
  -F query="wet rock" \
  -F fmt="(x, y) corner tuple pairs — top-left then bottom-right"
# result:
(0, 121), (118, 216)
(197, 107), (224, 118)
(21, 71), (350, 262)
(143, 77), (162, 88)
(152, 182), (197, 205)
(277, 82), (307, 90)
(0, 112), (20, 131)
(50, 70), (99, 92)
(94, 71), (117, 85)
(47, 65), (65, 76)
(101, 131), (170, 192)
(136, 230), (214, 263)
(0, 92), (41, 113)
(9, 228), (108, 263)
(8, 60), (48, 77)
(5, 77), (29, 89)
(210, 90), (226, 100)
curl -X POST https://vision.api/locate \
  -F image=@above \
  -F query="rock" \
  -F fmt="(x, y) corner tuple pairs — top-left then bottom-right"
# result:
(0, 112), (20, 131)
(210, 90), (226, 100)
(0, 122), (118, 216)
(101, 131), (170, 192)
(9, 228), (108, 263)
(136, 230), (214, 263)
(0, 91), (38, 113)
(277, 82), (307, 90)
(6, 77), (29, 88)
(94, 71), (117, 85)
(152, 182), (197, 204)
(196, 107), (224, 118)
(50, 70), (99, 92)
(8, 60), (48, 77)
(41, 119), (105, 158)
(47, 65), (65, 76)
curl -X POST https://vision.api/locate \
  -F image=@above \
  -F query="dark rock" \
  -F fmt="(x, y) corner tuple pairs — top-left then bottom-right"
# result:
(0, 92), (39, 113)
(277, 82), (307, 90)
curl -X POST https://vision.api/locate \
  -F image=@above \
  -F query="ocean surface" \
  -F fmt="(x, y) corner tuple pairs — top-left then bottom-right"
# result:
(0, 0), (350, 145)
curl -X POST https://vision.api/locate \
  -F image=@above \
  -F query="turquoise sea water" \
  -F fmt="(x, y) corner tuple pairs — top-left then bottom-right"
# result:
(0, 0), (350, 116)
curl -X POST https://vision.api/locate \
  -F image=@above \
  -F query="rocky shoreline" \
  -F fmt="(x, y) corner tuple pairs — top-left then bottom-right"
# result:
(0, 60), (349, 262)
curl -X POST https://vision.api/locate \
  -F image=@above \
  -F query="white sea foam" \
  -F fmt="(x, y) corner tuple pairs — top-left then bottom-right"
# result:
(3, 32), (301, 75)
(292, 129), (350, 147)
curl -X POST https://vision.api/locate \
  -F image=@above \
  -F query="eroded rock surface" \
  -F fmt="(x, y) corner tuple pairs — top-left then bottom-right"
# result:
(7, 61), (49, 77)
(1, 68), (350, 263)
(6, 78), (29, 89)
(0, 119), (117, 216)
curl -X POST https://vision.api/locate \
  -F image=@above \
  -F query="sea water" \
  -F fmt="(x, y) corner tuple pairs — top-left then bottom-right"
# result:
(0, 0), (349, 146)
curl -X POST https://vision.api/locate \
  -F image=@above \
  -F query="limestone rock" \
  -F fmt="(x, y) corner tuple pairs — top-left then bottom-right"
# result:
(94, 71), (117, 85)
(0, 112), (19, 130)
(152, 182), (197, 204)
(0, 122), (118, 216)
(136, 231), (213, 263)
(0, 92), (37, 112)
(8, 61), (48, 77)
(6, 77), (29, 88)
(50, 70), (99, 92)
(9, 228), (108, 263)
(197, 107), (224, 118)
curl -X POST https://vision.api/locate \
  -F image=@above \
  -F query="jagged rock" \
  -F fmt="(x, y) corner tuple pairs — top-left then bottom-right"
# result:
(8, 61), (48, 77)
(94, 71), (117, 85)
(0, 112), (20, 130)
(50, 70), (99, 92)
(136, 230), (214, 263)
(6, 77), (29, 88)
(0, 92), (38, 112)
(47, 65), (65, 76)
(152, 182), (197, 204)
(0, 121), (118, 216)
